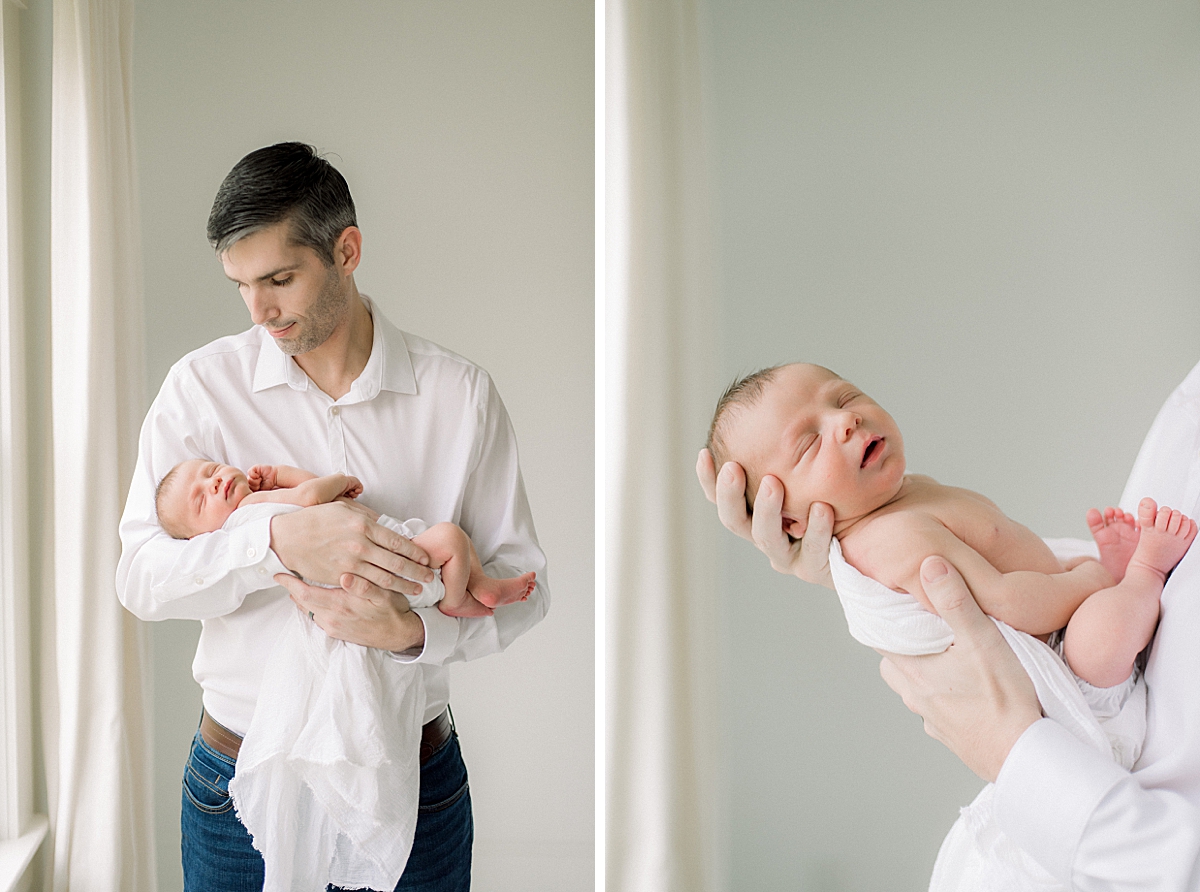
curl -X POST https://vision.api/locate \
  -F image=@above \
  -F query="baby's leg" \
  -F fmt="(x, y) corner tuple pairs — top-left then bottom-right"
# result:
(412, 523), (494, 617)
(411, 523), (536, 617)
(1065, 498), (1196, 688)
(466, 547), (536, 610)
(1087, 506), (1140, 581)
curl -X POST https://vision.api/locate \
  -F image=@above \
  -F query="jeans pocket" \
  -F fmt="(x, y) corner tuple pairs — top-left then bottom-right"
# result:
(182, 736), (236, 815)
(418, 779), (470, 815)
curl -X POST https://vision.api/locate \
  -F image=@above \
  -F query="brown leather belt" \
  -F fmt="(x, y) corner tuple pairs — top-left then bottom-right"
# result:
(201, 707), (454, 765)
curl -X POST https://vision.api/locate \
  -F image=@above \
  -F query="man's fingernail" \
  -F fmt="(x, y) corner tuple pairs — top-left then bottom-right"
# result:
(922, 558), (949, 583)
(718, 463), (733, 481)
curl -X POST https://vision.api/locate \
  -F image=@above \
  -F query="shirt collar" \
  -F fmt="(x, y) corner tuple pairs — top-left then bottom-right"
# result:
(251, 294), (416, 398)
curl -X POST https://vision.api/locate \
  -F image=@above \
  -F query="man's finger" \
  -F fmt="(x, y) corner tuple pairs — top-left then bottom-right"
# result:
(714, 461), (753, 540)
(346, 546), (429, 594)
(368, 523), (433, 570)
(341, 571), (419, 602)
(696, 449), (718, 503)
(920, 556), (997, 641)
(748, 476), (789, 557)
(797, 501), (835, 587)
(275, 573), (334, 610)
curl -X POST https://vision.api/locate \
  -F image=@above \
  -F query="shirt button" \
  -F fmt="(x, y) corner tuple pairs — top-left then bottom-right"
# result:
(331, 407), (340, 416)
(257, 567), (267, 575)
(194, 577), (204, 586)
(247, 547), (257, 558)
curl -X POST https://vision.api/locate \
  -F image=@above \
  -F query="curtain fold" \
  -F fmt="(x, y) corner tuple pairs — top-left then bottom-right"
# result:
(605, 1), (721, 890)
(47, 0), (154, 888)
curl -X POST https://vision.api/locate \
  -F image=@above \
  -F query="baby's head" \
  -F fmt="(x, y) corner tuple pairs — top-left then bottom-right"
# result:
(707, 363), (906, 537)
(156, 458), (253, 539)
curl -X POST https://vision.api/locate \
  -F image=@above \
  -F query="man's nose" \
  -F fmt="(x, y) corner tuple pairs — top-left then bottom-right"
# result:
(242, 286), (277, 326)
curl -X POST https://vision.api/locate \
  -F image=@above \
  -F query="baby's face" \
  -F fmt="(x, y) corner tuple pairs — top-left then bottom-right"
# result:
(166, 459), (253, 537)
(724, 364), (906, 535)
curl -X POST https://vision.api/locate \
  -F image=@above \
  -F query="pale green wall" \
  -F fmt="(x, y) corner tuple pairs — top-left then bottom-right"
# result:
(700, 2), (1200, 889)
(131, 2), (594, 890)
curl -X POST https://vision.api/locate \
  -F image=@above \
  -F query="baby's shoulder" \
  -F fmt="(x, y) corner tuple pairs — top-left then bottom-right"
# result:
(843, 505), (948, 582)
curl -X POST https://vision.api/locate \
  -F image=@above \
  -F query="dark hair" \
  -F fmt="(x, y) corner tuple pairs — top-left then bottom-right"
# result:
(207, 142), (357, 266)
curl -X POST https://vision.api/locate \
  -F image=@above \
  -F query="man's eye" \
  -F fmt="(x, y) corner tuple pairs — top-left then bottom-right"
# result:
(840, 392), (861, 407)
(271, 276), (292, 287)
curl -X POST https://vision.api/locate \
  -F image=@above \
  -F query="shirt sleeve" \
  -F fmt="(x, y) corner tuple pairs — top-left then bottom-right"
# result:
(994, 720), (1200, 891)
(397, 373), (550, 666)
(115, 369), (290, 621)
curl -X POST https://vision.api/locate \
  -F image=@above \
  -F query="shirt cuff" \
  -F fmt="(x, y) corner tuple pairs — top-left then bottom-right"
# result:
(390, 606), (459, 665)
(993, 718), (1128, 881)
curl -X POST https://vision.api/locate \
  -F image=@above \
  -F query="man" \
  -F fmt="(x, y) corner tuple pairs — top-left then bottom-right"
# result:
(118, 142), (548, 891)
(698, 357), (1200, 891)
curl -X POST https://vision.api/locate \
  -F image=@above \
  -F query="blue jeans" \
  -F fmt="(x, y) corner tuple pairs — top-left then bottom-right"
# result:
(181, 722), (473, 892)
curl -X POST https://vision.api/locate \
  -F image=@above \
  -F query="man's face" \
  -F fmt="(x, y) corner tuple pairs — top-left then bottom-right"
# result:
(166, 459), (252, 537)
(220, 222), (348, 356)
(724, 363), (906, 533)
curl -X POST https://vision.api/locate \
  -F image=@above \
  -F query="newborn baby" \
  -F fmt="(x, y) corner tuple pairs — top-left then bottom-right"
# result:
(155, 458), (534, 617)
(707, 363), (1196, 689)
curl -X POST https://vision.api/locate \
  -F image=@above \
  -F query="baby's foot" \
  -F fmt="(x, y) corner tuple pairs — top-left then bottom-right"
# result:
(471, 571), (537, 609)
(1126, 498), (1198, 582)
(438, 597), (495, 618)
(1087, 506), (1140, 581)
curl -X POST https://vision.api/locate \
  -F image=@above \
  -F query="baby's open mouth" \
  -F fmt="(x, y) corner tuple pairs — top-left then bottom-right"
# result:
(861, 437), (883, 468)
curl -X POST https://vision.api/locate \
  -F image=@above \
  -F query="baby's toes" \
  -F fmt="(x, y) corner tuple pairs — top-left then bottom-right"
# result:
(1138, 497), (1160, 530)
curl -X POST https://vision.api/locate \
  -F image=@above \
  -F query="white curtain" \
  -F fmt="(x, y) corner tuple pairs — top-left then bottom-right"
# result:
(605, 1), (721, 890)
(46, 0), (154, 888)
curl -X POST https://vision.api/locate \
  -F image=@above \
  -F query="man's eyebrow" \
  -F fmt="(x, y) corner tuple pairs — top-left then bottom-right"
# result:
(225, 265), (299, 285)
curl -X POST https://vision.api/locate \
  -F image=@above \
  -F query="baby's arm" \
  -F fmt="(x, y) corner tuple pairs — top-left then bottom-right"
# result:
(248, 464), (316, 491)
(243, 473), (363, 508)
(863, 515), (1111, 637)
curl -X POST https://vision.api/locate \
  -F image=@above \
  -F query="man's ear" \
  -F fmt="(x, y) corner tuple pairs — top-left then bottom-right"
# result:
(334, 226), (363, 276)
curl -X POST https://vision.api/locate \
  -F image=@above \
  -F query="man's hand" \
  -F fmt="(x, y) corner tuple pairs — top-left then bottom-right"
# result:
(878, 556), (1043, 782)
(275, 573), (426, 652)
(695, 447), (835, 588)
(269, 501), (435, 596)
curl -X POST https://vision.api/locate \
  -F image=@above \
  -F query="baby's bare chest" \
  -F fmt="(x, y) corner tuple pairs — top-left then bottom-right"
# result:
(873, 480), (1061, 574)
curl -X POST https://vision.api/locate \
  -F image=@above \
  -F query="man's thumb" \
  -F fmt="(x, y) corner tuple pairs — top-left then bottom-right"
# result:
(921, 556), (991, 638)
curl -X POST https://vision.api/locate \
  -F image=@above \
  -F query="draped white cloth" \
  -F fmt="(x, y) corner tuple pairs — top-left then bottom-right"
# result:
(47, 0), (155, 887)
(827, 538), (1146, 892)
(605, 1), (721, 889)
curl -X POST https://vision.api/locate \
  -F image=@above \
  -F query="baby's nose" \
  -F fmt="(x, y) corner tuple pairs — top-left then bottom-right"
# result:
(837, 412), (860, 439)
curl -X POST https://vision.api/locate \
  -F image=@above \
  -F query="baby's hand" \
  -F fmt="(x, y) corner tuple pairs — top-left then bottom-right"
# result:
(248, 464), (277, 491)
(341, 475), (363, 500)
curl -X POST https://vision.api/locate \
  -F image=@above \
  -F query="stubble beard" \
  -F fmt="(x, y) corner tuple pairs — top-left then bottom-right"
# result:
(273, 265), (347, 356)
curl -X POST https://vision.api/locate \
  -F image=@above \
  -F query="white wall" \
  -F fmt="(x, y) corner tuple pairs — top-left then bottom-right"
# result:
(131, 2), (593, 890)
(699, 1), (1200, 889)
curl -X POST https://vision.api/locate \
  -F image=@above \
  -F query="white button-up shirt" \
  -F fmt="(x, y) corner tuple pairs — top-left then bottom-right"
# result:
(116, 297), (548, 734)
(993, 358), (1200, 890)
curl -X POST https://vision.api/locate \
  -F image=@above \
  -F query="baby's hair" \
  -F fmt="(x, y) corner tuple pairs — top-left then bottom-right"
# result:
(155, 463), (192, 540)
(706, 362), (841, 513)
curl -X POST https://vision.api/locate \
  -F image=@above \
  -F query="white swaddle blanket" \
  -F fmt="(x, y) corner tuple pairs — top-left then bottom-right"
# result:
(827, 537), (1147, 892)
(226, 506), (445, 892)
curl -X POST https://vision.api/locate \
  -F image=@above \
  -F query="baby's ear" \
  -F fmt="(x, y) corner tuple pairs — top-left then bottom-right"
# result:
(783, 516), (807, 539)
